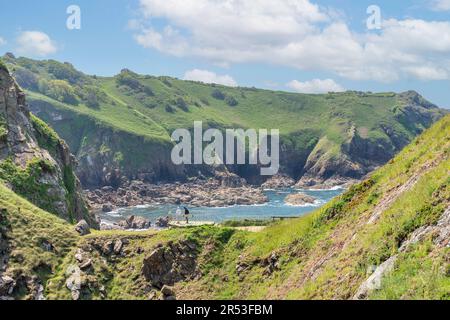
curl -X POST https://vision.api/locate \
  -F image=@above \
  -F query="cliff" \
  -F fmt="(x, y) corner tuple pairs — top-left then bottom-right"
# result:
(0, 63), (96, 227)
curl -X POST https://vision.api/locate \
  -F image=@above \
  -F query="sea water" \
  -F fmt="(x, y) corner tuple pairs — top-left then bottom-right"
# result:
(99, 187), (344, 225)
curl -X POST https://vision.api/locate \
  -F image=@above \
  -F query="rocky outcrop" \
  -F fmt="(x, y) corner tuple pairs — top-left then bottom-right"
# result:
(86, 179), (268, 211)
(118, 215), (151, 230)
(0, 67), (96, 227)
(284, 193), (316, 206)
(261, 174), (295, 189)
(142, 240), (199, 289)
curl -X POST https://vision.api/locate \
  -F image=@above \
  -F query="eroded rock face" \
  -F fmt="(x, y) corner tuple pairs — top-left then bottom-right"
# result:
(0, 68), (96, 227)
(142, 240), (199, 289)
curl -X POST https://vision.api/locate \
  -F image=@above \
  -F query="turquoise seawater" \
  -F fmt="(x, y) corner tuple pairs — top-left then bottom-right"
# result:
(100, 187), (344, 225)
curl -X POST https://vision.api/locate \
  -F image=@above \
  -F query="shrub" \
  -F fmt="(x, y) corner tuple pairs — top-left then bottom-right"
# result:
(225, 96), (238, 107)
(47, 60), (84, 85)
(165, 105), (175, 113)
(211, 89), (225, 100)
(39, 79), (79, 105)
(176, 97), (189, 111)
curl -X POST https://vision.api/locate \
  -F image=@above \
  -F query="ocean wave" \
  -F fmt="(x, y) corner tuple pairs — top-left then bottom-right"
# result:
(105, 211), (123, 217)
(284, 202), (320, 208)
(295, 185), (344, 192)
(135, 204), (152, 209)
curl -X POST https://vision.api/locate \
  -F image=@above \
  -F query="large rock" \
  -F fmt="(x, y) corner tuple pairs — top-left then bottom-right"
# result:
(0, 275), (15, 297)
(142, 240), (199, 288)
(118, 215), (151, 230)
(284, 193), (316, 206)
(74, 220), (91, 236)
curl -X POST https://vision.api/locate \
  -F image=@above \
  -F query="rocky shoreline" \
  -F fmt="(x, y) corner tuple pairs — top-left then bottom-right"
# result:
(85, 178), (269, 213)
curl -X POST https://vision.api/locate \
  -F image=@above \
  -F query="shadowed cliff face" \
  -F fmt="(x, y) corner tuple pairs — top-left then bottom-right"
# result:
(0, 66), (96, 227)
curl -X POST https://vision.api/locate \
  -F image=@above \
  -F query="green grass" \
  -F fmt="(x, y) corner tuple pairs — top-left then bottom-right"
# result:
(0, 182), (79, 299)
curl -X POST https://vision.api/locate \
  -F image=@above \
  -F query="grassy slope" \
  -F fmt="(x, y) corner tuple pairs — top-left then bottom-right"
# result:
(41, 115), (449, 300)
(0, 183), (78, 299)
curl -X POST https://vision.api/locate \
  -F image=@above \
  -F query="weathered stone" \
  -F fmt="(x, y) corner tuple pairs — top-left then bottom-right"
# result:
(118, 215), (151, 230)
(113, 239), (123, 255)
(0, 275), (15, 296)
(161, 285), (175, 297)
(102, 204), (113, 213)
(75, 220), (91, 236)
(284, 193), (316, 206)
(142, 240), (198, 288)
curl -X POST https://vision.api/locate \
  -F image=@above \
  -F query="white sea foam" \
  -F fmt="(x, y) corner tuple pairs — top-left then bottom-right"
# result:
(295, 185), (344, 192)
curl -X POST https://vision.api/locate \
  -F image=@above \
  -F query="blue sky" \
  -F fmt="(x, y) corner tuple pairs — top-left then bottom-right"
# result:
(0, 0), (449, 107)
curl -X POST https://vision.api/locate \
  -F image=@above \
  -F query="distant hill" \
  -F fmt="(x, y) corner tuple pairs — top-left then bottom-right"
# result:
(3, 54), (447, 188)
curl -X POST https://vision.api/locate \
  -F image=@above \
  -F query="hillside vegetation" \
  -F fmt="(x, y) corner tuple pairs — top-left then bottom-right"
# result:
(3, 54), (446, 187)
(2, 114), (447, 300)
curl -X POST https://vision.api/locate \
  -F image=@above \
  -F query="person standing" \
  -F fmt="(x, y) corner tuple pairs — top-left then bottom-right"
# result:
(183, 207), (190, 224)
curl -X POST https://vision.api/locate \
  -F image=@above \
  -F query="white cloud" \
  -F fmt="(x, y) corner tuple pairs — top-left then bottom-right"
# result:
(16, 31), (57, 57)
(0, 37), (6, 46)
(287, 79), (345, 94)
(430, 0), (450, 11)
(183, 69), (237, 87)
(133, 0), (450, 82)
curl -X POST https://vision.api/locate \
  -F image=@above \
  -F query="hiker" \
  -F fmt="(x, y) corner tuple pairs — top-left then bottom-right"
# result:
(183, 207), (190, 224)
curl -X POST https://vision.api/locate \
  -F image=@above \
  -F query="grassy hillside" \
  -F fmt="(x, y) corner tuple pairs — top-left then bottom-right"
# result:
(3, 54), (446, 187)
(0, 183), (79, 299)
(42, 115), (450, 300)
(1, 115), (448, 300)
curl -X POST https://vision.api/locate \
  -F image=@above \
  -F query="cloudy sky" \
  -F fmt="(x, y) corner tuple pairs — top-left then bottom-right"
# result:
(0, 0), (449, 107)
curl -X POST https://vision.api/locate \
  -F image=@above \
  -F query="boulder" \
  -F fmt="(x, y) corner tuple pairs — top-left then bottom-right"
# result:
(102, 204), (114, 213)
(75, 220), (91, 236)
(0, 275), (15, 296)
(155, 217), (170, 228)
(284, 193), (316, 206)
(118, 215), (151, 230)
(161, 285), (175, 297)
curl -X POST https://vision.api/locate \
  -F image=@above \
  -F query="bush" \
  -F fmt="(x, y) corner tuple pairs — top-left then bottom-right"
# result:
(176, 97), (189, 111)
(165, 105), (175, 113)
(211, 89), (225, 100)
(38, 79), (79, 105)
(225, 96), (238, 107)
(116, 71), (154, 96)
(47, 61), (84, 85)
